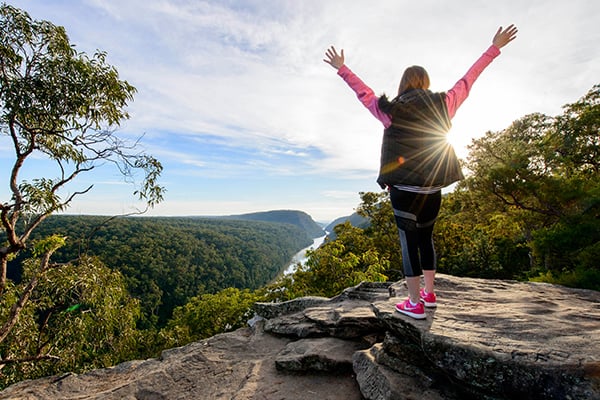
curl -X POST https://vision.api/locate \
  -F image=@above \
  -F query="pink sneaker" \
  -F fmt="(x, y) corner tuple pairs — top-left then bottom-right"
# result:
(420, 289), (437, 307)
(395, 299), (426, 319)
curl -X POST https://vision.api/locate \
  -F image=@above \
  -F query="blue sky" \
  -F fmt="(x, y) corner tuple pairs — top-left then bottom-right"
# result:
(1, 0), (599, 223)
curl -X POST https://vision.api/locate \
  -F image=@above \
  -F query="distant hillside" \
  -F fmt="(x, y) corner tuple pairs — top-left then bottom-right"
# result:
(223, 210), (325, 238)
(325, 212), (370, 237)
(9, 215), (313, 327)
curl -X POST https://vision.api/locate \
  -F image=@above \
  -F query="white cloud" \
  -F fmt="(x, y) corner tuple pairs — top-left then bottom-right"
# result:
(4, 0), (600, 220)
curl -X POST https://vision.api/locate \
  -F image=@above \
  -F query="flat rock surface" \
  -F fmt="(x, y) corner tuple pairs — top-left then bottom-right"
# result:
(376, 275), (600, 399)
(0, 323), (362, 400)
(1, 274), (599, 400)
(275, 337), (366, 373)
(378, 275), (600, 367)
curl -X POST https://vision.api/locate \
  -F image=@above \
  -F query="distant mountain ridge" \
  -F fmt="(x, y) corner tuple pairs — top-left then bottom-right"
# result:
(222, 210), (325, 238)
(325, 212), (369, 232)
(325, 212), (370, 240)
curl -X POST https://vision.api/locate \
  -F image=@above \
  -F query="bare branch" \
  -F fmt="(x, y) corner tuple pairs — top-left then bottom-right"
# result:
(0, 354), (60, 366)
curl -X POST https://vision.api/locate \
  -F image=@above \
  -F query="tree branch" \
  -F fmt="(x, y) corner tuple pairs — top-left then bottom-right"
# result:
(0, 248), (56, 343)
(0, 354), (60, 366)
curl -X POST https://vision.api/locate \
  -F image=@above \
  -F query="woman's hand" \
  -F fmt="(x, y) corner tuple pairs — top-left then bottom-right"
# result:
(323, 46), (345, 70)
(493, 24), (518, 49)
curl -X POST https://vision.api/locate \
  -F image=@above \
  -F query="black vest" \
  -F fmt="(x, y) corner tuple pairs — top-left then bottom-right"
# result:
(376, 89), (464, 188)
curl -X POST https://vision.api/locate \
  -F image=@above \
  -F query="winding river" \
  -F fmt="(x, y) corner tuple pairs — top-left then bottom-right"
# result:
(283, 233), (328, 275)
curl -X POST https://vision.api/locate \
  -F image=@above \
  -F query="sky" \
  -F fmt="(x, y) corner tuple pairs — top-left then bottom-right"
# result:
(1, 0), (599, 223)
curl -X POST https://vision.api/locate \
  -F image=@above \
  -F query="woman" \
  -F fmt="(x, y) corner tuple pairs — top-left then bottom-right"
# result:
(324, 25), (518, 319)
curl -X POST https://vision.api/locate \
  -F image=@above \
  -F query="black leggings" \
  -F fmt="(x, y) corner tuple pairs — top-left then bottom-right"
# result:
(389, 187), (442, 277)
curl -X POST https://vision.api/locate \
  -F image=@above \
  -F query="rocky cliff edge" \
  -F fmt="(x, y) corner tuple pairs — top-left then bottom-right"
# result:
(1, 274), (599, 400)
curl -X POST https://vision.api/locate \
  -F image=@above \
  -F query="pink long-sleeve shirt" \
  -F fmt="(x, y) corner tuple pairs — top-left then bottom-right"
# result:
(337, 45), (502, 129)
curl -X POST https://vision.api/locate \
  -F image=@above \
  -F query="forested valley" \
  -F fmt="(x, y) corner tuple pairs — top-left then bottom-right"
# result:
(0, 213), (320, 386)
(9, 215), (317, 327)
(1, 3), (598, 391)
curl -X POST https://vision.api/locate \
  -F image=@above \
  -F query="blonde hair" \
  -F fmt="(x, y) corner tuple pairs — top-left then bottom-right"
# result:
(398, 66), (430, 95)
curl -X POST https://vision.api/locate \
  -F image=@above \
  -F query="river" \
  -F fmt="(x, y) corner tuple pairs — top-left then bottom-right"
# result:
(283, 233), (328, 275)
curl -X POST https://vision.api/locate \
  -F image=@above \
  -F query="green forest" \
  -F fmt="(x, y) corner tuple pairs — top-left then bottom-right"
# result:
(10, 215), (316, 326)
(0, 3), (598, 391)
(0, 213), (318, 385)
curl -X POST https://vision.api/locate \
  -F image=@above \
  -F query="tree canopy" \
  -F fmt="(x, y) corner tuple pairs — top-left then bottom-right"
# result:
(1, 3), (164, 286)
(19, 216), (313, 326)
(457, 84), (599, 284)
(0, 3), (163, 379)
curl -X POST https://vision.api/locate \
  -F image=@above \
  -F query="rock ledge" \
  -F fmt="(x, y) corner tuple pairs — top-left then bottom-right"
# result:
(1, 274), (599, 400)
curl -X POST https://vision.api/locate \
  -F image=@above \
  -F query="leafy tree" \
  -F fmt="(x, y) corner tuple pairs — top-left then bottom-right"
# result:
(0, 255), (141, 388)
(158, 287), (260, 350)
(434, 189), (530, 279)
(465, 85), (598, 223)
(355, 191), (403, 280)
(550, 85), (600, 175)
(460, 84), (599, 284)
(0, 4), (163, 371)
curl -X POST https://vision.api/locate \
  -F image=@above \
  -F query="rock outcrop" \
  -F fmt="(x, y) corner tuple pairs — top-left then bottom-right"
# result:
(1, 274), (599, 400)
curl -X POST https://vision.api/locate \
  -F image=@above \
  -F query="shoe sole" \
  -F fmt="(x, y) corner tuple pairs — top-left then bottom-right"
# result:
(395, 305), (426, 320)
(421, 300), (437, 308)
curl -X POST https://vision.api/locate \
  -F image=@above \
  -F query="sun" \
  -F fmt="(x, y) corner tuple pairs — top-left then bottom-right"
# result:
(446, 129), (460, 150)
(445, 128), (469, 160)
